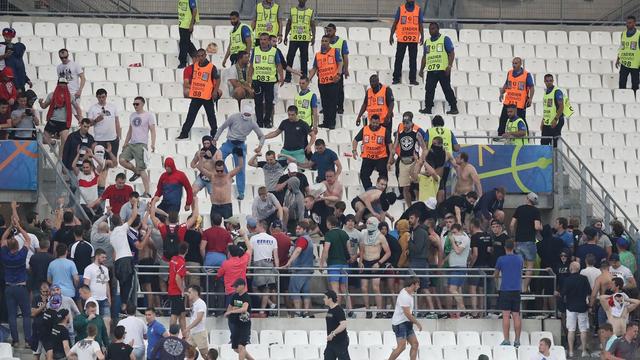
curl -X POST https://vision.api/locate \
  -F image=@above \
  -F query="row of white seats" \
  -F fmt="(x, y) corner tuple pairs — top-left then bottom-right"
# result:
(208, 329), (553, 347)
(214, 343), (566, 360)
(4, 20), (625, 46)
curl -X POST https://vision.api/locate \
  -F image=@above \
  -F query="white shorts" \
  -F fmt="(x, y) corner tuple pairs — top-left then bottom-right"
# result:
(566, 310), (589, 332)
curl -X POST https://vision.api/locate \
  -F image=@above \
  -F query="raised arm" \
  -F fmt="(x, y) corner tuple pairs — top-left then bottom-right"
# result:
(184, 197), (200, 229)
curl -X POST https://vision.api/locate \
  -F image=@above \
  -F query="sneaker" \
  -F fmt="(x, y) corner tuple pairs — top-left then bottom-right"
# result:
(513, 341), (520, 348)
(347, 311), (355, 318)
(425, 312), (439, 319)
(304, 312), (315, 318)
(129, 173), (140, 182)
(499, 340), (511, 346)
(419, 108), (432, 114)
(269, 303), (277, 317)
(409, 80), (419, 86)
(366, 311), (373, 319)
(175, 134), (189, 140)
(446, 108), (459, 115)
(237, 194), (244, 200)
(581, 351), (589, 358)
(375, 312), (385, 319)
(337, 109), (344, 114)
(392, 79), (401, 84)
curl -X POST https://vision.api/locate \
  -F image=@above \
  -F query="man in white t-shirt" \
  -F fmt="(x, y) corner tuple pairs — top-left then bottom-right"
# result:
(530, 337), (556, 360)
(185, 285), (209, 358)
(68, 323), (105, 360)
(88, 88), (121, 160)
(119, 96), (156, 197)
(249, 220), (279, 315)
(579, 253), (601, 290)
(83, 248), (111, 333)
(56, 48), (85, 98)
(119, 303), (147, 360)
(609, 253), (636, 288)
(389, 277), (422, 360)
(72, 156), (101, 207)
(109, 203), (139, 313)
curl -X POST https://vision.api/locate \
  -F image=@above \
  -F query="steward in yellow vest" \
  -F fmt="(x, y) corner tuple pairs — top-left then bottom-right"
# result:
(223, 11), (254, 67)
(283, 0), (315, 82)
(252, 0), (282, 45)
(419, 22), (458, 115)
(177, 0), (198, 68)
(503, 105), (529, 145)
(616, 15), (640, 91)
(540, 74), (573, 148)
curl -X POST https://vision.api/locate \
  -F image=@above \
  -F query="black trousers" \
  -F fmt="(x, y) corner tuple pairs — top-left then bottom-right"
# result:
(324, 342), (350, 360)
(540, 117), (564, 148)
(285, 41), (310, 80)
(498, 106), (527, 136)
(393, 42), (418, 82)
(424, 70), (457, 110)
(336, 75), (345, 113)
(178, 27), (197, 66)
(253, 81), (275, 127)
(619, 65), (640, 91)
(181, 98), (218, 137)
(360, 157), (388, 190)
(319, 82), (339, 128)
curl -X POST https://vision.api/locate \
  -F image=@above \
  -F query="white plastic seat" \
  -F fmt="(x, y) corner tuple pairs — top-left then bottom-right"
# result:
(441, 28), (458, 43)
(492, 346), (517, 360)
(97, 53), (118, 68)
(502, 30), (523, 44)
(209, 329), (231, 345)
(414, 331), (432, 346)
(37, 65), (59, 81)
(558, 44), (579, 60)
(116, 82), (138, 98)
(368, 345), (397, 360)
(451, 71), (468, 86)
(147, 24), (170, 39)
(615, 174), (638, 190)
(547, 59), (567, 73)
(592, 146), (614, 160)
(547, 30), (568, 45)
(459, 29), (480, 44)
(80, 23), (102, 38)
(57, 23), (79, 37)
(347, 331), (358, 345)
(419, 345), (443, 360)
(568, 59), (590, 74)
(602, 45), (619, 60)
(358, 331), (382, 346)
(490, 43), (512, 58)
(75, 52), (97, 67)
(215, 25), (233, 39)
(84, 66), (105, 81)
(294, 345), (319, 360)
(591, 31), (611, 45)
(348, 345), (368, 360)
(102, 24), (124, 38)
(580, 74), (601, 88)
(125, 24), (147, 39)
(121, 53), (143, 67)
(139, 82), (162, 98)
(246, 344), (269, 360)
(457, 86), (478, 101)
(524, 30), (546, 45)
(42, 37), (65, 52)
(468, 345), (492, 360)
(580, 132), (602, 146)
(518, 345), (538, 360)
(469, 71), (491, 86)
(479, 58), (501, 73)
(469, 43), (491, 58)
(11, 22), (33, 36)
(513, 44), (535, 59)
(455, 115), (477, 130)
(558, 73), (579, 88)
(568, 88), (589, 103)
(614, 89), (636, 104)
(590, 88), (613, 104)
(66, 37), (88, 52)
(20, 36), (42, 51)
(524, 58), (545, 73)
(480, 29), (502, 44)
(432, 331), (456, 347)
(627, 103), (640, 117)
(358, 42), (379, 56)
(368, 56), (390, 71)
(443, 345), (467, 360)
(467, 100), (490, 115)
(457, 331), (480, 347)
(569, 31), (590, 45)
(579, 103), (602, 118)
(34, 22), (56, 37)
(0, 343), (12, 357)
(129, 68), (152, 82)
(260, 330), (284, 345)
(371, 28), (391, 41)
(615, 118), (637, 132)
(591, 117), (614, 132)
(309, 330), (326, 346)
(457, 58), (478, 72)
(157, 39), (179, 54)
(590, 59), (612, 74)
(480, 331), (503, 347)
(141, 53), (165, 69)
(349, 27), (369, 41)
(603, 159), (627, 175)
(603, 103), (624, 118)
(580, 44), (601, 60)
(535, 44), (557, 59)
(348, 55), (367, 70)
(28, 51), (51, 67)
(89, 38), (111, 53)
(134, 39), (156, 53)
(112, 38), (134, 53)
(284, 330), (308, 346)
(270, 344), (295, 360)
(192, 25), (214, 40)
(550, 346), (567, 360)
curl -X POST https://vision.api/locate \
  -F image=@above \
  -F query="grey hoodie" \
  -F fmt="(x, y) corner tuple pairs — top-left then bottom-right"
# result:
(91, 215), (114, 267)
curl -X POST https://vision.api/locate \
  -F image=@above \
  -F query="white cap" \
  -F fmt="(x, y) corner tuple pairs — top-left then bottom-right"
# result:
(287, 162), (298, 173)
(424, 197), (437, 210)
(527, 192), (539, 205)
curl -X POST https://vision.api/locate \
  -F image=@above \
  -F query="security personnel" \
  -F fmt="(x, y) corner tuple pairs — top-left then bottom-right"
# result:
(325, 23), (349, 114)
(356, 74), (395, 128)
(177, 48), (221, 139)
(294, 75), (319, 130)
(419, 22), (458, 115)
(177, 0), (198, 68)
(252, 0), (282, 45)
(247, 32), (284, 128)
(284, 0), (315, 82)
(308, 35), (343, 129)
(503, 104), (529, 145)
(616, 15), (640, 91)
(498, 57), (534, 136)
(223, 11), (253, 66)
(390, 0), (424, 85)
(423, 115), (460, 203)
(352, 114), (393, 190)
(540, 74), (573, 147)
(388, 111), (426, 207)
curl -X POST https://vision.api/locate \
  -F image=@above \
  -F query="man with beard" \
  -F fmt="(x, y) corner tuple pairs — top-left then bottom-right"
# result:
(222, 11), (253, 66)
(352, 115), (393, 190)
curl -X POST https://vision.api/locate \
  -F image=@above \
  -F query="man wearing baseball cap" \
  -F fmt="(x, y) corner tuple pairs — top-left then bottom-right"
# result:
(225, 278), (254, 360)
(2, 28), (31, 92)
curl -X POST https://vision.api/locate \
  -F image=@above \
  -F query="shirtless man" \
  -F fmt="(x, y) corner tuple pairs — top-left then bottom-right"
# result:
(453, 152), (482, 197)
(317, 170), (344, 208)
(358, 216), (391, 318)
(137, 210), (160, 309)
(350, 176), (396, 223)
(196, 148), (243, 220)
(190, 136), (222, 195)
(425, 218), (444, 311)
(599, 291), (640, 336)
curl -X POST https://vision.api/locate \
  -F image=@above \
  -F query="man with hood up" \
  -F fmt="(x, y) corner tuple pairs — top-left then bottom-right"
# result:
(153, 157), (194, 214)
(358, 216), (390, 318)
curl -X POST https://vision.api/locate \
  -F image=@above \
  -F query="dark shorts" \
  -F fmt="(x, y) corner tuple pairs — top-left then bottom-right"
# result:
(229, 321), (251, 349)
(467, 269), (487, 287)
(362, 260), (381, 279)
(138, 257), (157, 285)
(169, 295), (185, 316)
(44, 121), (69, 137)
(498, 291), (521, 312)
(211, 203), (233, 219)
(392, 321), (416, 340)
(347, 261), (361, 288)
(97, 138), (120, 158)
(438, 166), (451, 191)
(324, 341), (350, 360)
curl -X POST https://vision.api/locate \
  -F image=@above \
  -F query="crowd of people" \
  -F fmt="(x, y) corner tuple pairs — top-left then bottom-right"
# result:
(0, 0), (640, 359)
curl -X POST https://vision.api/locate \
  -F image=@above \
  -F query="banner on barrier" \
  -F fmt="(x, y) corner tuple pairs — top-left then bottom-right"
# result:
(0, 140), (38, 191)
(459, 144), (553, 194)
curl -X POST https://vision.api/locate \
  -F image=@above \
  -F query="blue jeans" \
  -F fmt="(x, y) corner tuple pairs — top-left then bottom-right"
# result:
(6, 284), (31, 343)
(220, 140), (247, 197)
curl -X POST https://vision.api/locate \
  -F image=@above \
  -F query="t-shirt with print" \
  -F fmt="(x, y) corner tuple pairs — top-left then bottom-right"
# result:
(188, 298), (207, 334)
(83, 263), (110, 300)
(471, 231), (493, 267)
(229, 292), (252, 325)
(256, 159), (288, 191)
(87, 103), (119, 141)
(45, 92), (78, 123)
(128, 111), (155, 145)
(70, 338), (101, 359)
(250, 232), (278, 262)
(77, 171), (100, 205)
(57, 61), (84, 95)
(10, 108), (36, 139)
(512, 204), (541, 242)
(48, 324), (70, 359)
(278, 119), (311, 151)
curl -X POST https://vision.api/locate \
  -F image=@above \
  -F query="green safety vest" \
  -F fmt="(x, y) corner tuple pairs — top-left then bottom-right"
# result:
(230, 23), (253, 55)
(290, 7), (313, 42)
(424, 35), (449, 72)
(252, 46), (277, 82)
(427, 126), (453, 153)
(505, 117), (529, 145)
(255, 2), (280, 37)
(619, 30), (640, 69)
(542, 87), (574, 126)
(178, 0), (199, 29)
(295, 90), (314, 127)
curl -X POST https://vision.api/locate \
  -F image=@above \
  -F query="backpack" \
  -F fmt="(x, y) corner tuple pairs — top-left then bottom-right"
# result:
(163, 225), (180, 260)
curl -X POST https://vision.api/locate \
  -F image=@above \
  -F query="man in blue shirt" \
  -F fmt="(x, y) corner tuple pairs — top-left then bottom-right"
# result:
(0, 210), (32, 346)
(554, 217), (573, 249)
(419, 22), (458, 115)
(295, 139), (342, 182)
(325, 23), (349, 114)
(494, 238), (524, 347)
(145, 307), (169, 359)
(47, 243), (80, 299)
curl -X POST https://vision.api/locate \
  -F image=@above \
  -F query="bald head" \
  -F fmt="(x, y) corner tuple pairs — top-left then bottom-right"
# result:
(512, 57), (522, 70)
(98, 222), (110, 233)
(569, 261), (580, 273)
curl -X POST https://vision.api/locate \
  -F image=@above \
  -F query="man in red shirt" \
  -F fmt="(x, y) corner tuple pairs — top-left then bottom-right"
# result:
(168, 242), (189, 335)
(88, 172), (133, 214)
(150, 196), (199, 262)
(270, 220), (291, 305)
(217, 240), (253, 306)
(200, 212), (233, 310)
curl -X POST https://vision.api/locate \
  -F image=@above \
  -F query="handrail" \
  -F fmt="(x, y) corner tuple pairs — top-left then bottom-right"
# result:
(592, 0), (640, 25)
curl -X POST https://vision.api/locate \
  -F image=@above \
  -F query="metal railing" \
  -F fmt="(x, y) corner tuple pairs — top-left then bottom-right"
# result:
(136, 264), (557, 316)
(1, 0), (632, 25)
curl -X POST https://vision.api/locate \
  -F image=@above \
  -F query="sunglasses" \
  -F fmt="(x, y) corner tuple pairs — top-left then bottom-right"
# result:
(216, 170), (224, 173)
